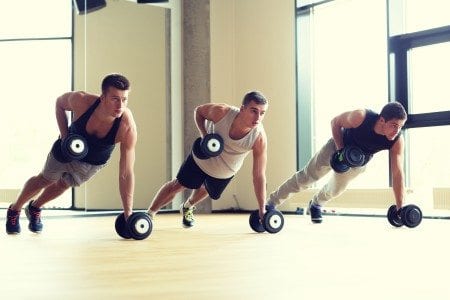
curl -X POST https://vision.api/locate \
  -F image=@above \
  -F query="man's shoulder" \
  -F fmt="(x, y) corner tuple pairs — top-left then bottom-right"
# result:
(71, 92), (98, 108)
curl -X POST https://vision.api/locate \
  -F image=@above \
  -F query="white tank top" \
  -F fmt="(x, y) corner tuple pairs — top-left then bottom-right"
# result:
(193, 106), (263, 179)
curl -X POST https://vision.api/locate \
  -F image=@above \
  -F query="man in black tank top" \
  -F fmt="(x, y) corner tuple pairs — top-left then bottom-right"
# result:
(266, 102), (407, 224)
(6, 74), (138, 235)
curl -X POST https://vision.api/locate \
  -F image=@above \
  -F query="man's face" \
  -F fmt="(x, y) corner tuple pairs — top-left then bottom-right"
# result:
(240, 101), (268, 128)
(102, 87), (129, 118)
(381, 117), (406, 140)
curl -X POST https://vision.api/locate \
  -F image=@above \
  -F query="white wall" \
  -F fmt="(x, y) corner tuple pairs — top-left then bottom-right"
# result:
(73, 0), (169, 210)
(210, 0), (297, 210)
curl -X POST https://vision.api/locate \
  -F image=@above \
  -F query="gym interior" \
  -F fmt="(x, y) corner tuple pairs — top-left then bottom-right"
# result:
(1, 0), (449, 299)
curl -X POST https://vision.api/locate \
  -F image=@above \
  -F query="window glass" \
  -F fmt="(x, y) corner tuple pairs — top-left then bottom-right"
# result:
(0, 0), (72, 209)
(405, 0), (450, 33)
(407, 126), (450, 188)
(310, 0), (389, 188)
(409, 42), (450, 114)
(0, 0), (72, 39)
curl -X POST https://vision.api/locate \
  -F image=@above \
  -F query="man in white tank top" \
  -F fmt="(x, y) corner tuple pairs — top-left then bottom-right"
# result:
(147, 91), (269, 228)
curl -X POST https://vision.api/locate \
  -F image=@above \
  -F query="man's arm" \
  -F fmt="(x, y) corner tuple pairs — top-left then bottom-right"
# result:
(330, 109), (366, 149)
(194, 103), (230, 137)
(119, 113), (138, 219)
(252, 130), (268, 219)
(390, 135), (405, 210)
(55, 92), (77, 139)
(55, 91), (94, 139)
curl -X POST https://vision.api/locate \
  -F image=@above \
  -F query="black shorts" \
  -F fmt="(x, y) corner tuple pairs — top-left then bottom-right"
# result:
(176, 154), (233, 200)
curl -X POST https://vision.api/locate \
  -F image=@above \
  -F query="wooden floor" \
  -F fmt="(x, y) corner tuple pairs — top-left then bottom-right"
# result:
(1, 212), (450, 299)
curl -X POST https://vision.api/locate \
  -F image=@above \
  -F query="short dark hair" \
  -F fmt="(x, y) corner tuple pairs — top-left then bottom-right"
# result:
(380, 101), (407, 121)
(101, 73), (130, 94)
(242, 91), (268, 106)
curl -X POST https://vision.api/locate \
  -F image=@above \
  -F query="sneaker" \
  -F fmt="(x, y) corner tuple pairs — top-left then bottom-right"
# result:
(6, 205), (21, 234)
(24, 201), (43, 233)
(307, 200), (323, 224)
(180, 204), (195, 228)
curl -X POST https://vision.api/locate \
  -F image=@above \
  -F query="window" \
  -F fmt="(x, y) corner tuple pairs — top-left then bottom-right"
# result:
(407, 126), (450, 188)
(404, 0), (450, 34)
(409, 42), (450, 114)
(388, 0), (450, 193)
(0, 0), (72, 208)
(296, 0), (389, 188)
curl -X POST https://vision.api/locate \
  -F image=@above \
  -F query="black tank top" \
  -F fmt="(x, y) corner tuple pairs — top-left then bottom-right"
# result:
(52, 98), (122, 165)
(343, 109), (399, 163)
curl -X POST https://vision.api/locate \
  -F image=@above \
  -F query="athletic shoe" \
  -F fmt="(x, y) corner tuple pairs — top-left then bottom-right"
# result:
(307, 200), (323, 224)
(24, 201), (43, 233)
(180, 204), (195, 228)
(6, 205), (21, 234)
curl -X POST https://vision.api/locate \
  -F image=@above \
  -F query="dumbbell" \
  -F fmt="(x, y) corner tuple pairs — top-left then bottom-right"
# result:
(192, 133), (224, 159)
(249, 206), (285, 234)
(115, 212), (153, 240)
(387, 204), (422, 228)
(60, 134), (88, 162)
(330, 145), (366, 173)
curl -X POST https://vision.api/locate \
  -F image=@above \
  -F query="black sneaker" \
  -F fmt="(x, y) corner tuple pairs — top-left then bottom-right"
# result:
(24, 201), (43, 233)
(6, 205), (21, 234)
(308, 200), (323, 224)
(180, 204), (195, 228)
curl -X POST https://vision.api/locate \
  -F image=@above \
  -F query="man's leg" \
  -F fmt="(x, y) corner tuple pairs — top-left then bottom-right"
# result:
(24, 178), (71, 233)
(147, 179), (186, 217)
(267, 139), (336, 206)
(180, 186), (209, 228)
(6, 174), (54, 234)
(33, 178), (71, 207)
(308, 165), (367, 223)
(10, 174), (54, 211)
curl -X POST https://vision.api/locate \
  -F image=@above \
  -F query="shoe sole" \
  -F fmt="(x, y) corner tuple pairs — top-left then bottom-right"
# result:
(6, 230), (20, 235)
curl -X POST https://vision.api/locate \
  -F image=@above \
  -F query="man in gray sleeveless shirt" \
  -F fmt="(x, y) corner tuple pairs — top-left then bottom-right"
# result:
(147, 91), (269, 228)
(267, 102), (407, 224)
(6, 74), (137, 234)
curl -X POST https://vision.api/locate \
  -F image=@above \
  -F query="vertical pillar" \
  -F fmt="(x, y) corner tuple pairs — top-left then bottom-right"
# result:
(183, 0), (211, 213)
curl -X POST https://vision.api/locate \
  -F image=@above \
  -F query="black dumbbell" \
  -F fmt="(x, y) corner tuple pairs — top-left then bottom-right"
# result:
(61, 134), (88, 162)
(330, 145), (365, 173)
(387, 204), (422, 228)
(192, 133), (224, 160)
(249, 206), (285, 234)
(115, 212), (153, 240)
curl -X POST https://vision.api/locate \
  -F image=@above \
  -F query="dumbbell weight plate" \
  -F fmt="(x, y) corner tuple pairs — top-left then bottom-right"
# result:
(115, 213), (132, 239)
(201, 134), (224, 157)
(387, 205), (403, 227)
(127, 212), (153, 240)
(401, 205), (422, 228)
(61, 134), (89, 161)
(330, 151), (350, 173)
(249, 210), (265, 233)
(192, 137), (209, 159)
(263, 210), (284, 234)
(69, 138), (86, 155)
(344, 146), (365, 167)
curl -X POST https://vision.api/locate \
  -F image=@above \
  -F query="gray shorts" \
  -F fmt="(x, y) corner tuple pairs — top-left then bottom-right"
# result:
(41, 152), (105, 187)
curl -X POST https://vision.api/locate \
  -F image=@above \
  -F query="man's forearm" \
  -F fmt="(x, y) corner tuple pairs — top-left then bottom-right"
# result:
(392, 175), (404, 209)
(119, 172), (134, 217)
(253, 176), (267, 211)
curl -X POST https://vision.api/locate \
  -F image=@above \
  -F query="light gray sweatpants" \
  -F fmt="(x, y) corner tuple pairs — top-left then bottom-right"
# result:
(268, 138), (366, 207)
